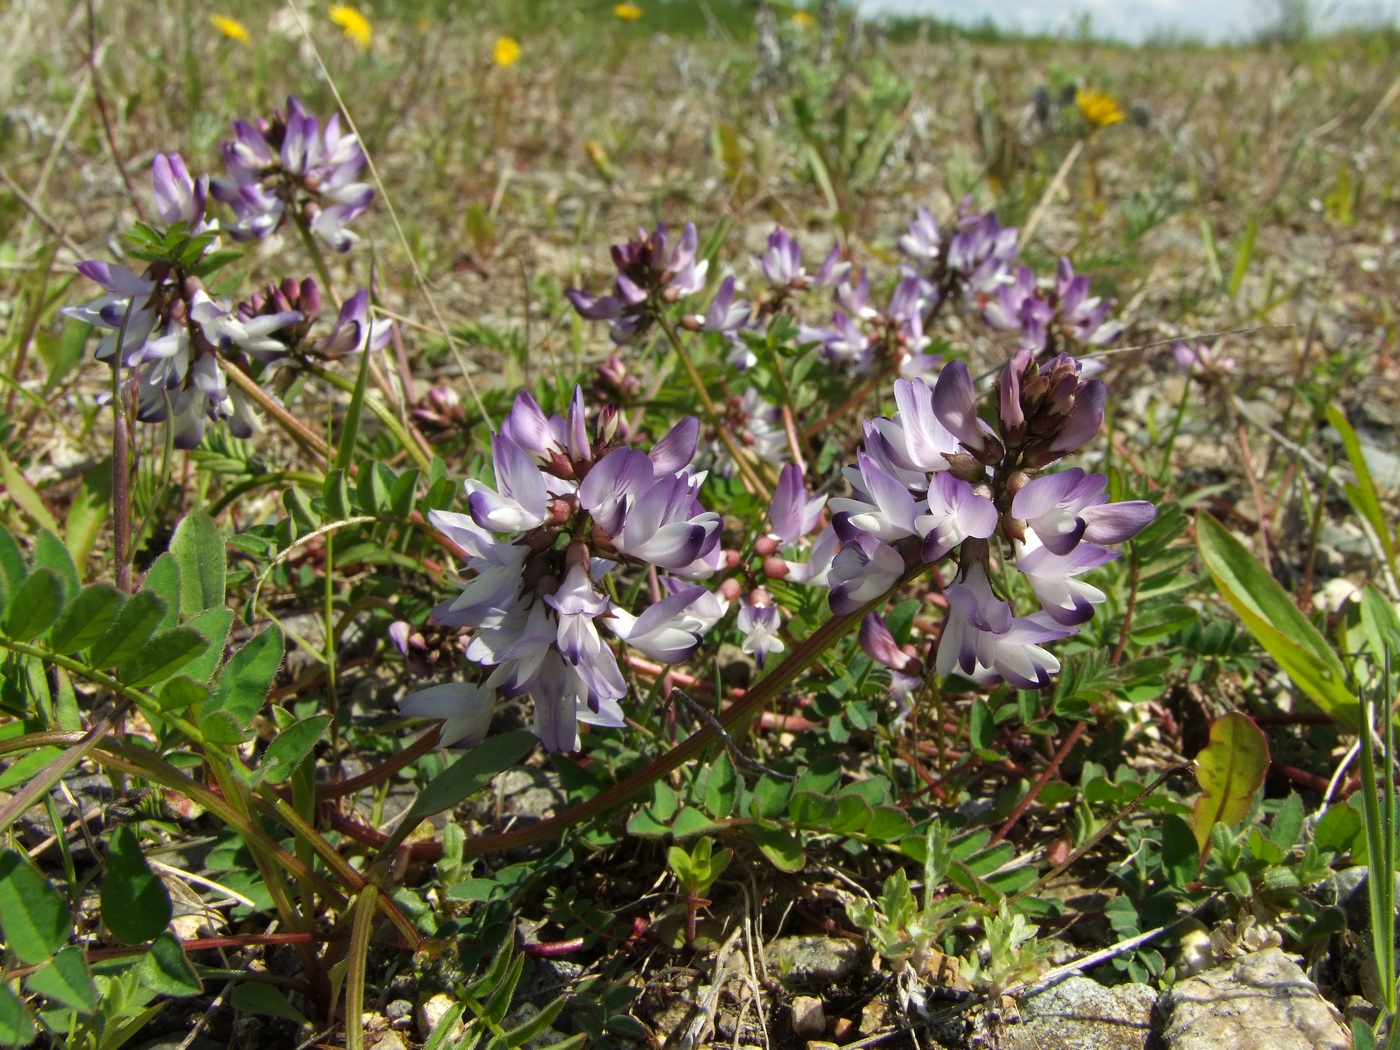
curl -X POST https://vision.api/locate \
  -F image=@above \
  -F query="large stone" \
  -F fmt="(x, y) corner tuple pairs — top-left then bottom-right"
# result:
(1004, 976), (1157, 1050)
(765, 936), (863, 985)
(1158, 947), (1349, 1050)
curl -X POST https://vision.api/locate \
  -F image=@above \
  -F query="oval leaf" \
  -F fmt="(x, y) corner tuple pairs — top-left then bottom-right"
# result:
(140, 553), (182, 633)
(199, 626), (284, 743)
(33, 530), (79, 599)
(170, 512), (226, 617)
(3, 567), (67, 642)
(0, 985), (35, 1045)
(178, 606), (235, 684)
(1190, 712), (1270, 852)
(119, 627), (208, 688)
(252, 715), (332, 785)
(745, 823), (805, 873)
(0, 850), (71, 965)
(87, 591), (168, 671)
(136, 931), (202, 996)
(101, 826), (172, 945)
(703, 753), (737, 818)
(47, 584), (125, 654)
(25, 945), (96, 1014)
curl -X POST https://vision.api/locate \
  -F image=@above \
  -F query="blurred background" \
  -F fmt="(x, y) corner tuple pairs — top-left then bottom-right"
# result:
(859, 0), (1400, 43)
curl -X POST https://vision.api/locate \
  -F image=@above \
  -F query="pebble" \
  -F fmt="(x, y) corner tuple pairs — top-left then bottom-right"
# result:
(790, 995), (826, 1037)
(417, 993), (463, 1042)
(1158, 947), (1349, 1050)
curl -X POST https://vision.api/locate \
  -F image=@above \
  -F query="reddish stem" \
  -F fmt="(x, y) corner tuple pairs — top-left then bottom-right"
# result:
(989, 720), (1087, 846)
(523, 937), (586, 958)
(1271, 761), (1331, 794)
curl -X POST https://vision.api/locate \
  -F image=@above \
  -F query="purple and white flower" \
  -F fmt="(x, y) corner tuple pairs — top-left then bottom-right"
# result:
(757, 227), (805, 288)
(737, 597), (785, 668)
(828, 532), (908, 615)
(152, 153), (214, 233)
(1011, 468), (1155, 556)
(409, 387), (725, 752)
(1053, 258), (1122, 347)
(1014, 533), (1120, 626)
(936, 563), (1075, 688)
(916, 471), (998, 562)
(566, 221), (708, 344)
(898, 206), (944, 266)
(767, 463), (827, 545)
(210, 96), (374, 251)
(932, 361), (1003, 464)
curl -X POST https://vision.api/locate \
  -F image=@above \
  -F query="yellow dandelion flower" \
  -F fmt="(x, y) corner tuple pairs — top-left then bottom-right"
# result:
(210, 14), (250, 43)
(792, 10), (815, 27)
(493, 35), (521, 68)
(1075, 89), (1125, 129)
(614, 3), (643, 19)
(328, 4), (372, 48)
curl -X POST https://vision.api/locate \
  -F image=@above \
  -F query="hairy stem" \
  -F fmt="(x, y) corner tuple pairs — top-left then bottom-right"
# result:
(657, 312), (771, 500)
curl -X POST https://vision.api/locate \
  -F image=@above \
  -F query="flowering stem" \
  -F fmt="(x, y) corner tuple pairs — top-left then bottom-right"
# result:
(205, 752), (321, 979)
(255, 784), (422, 949)
(293, 210), (340, 307)
(1156, 381), (1194, 482)
(656, 312), (771, 500)
(219, 358), (331, 468)
(455, 562), (931, 857)
(988, 719), (1087, 846)
(304, 363), (433, 473)
(291, 212), (434, 459)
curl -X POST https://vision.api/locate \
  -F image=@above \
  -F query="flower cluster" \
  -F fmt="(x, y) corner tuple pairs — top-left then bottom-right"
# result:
(558, 203), (1147, 720)
(407, 388), (730, 751)
(815, 351), (1154, 689)
(1172, 340), (1235, 384)
(65, 153), (387, 447)
(571, 201), (1119, 395)
(212, 95), (373, 251)
(982, 258), (1121, 353)
(565, 222), (707, 344)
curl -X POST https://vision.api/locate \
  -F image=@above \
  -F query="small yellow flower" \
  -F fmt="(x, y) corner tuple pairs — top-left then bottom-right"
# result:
(1075, 88), (1125, 129)
(792, 10), (815, 27)
(328, 4), (372, 48)
(493, 35), (521, 68)
(210, 14), (250, 43)
(614, 3), (643, 19)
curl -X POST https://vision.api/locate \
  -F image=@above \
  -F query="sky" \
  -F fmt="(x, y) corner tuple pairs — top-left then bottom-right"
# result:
(857, 0), (1399, 43)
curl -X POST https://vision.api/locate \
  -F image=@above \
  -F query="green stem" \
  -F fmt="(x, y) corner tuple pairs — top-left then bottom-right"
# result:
(0, 699), (130, 834)
(0, 731), (347, 908)
(0, 638), (203, 742)
(208, 471), (324, 517)
(457, 562), (931, 856)
(255, 785), (422, 948)
(343, 885), (378, 1050)
(1157, 380), (1195, 483)
(219, 358), (331, 468)
(206, 753), (324, 985)
(325, 529), (339, 750)
(305, 363), (433, 473)
(656, 313), (771, 500)
(294, 212), (340, 307)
